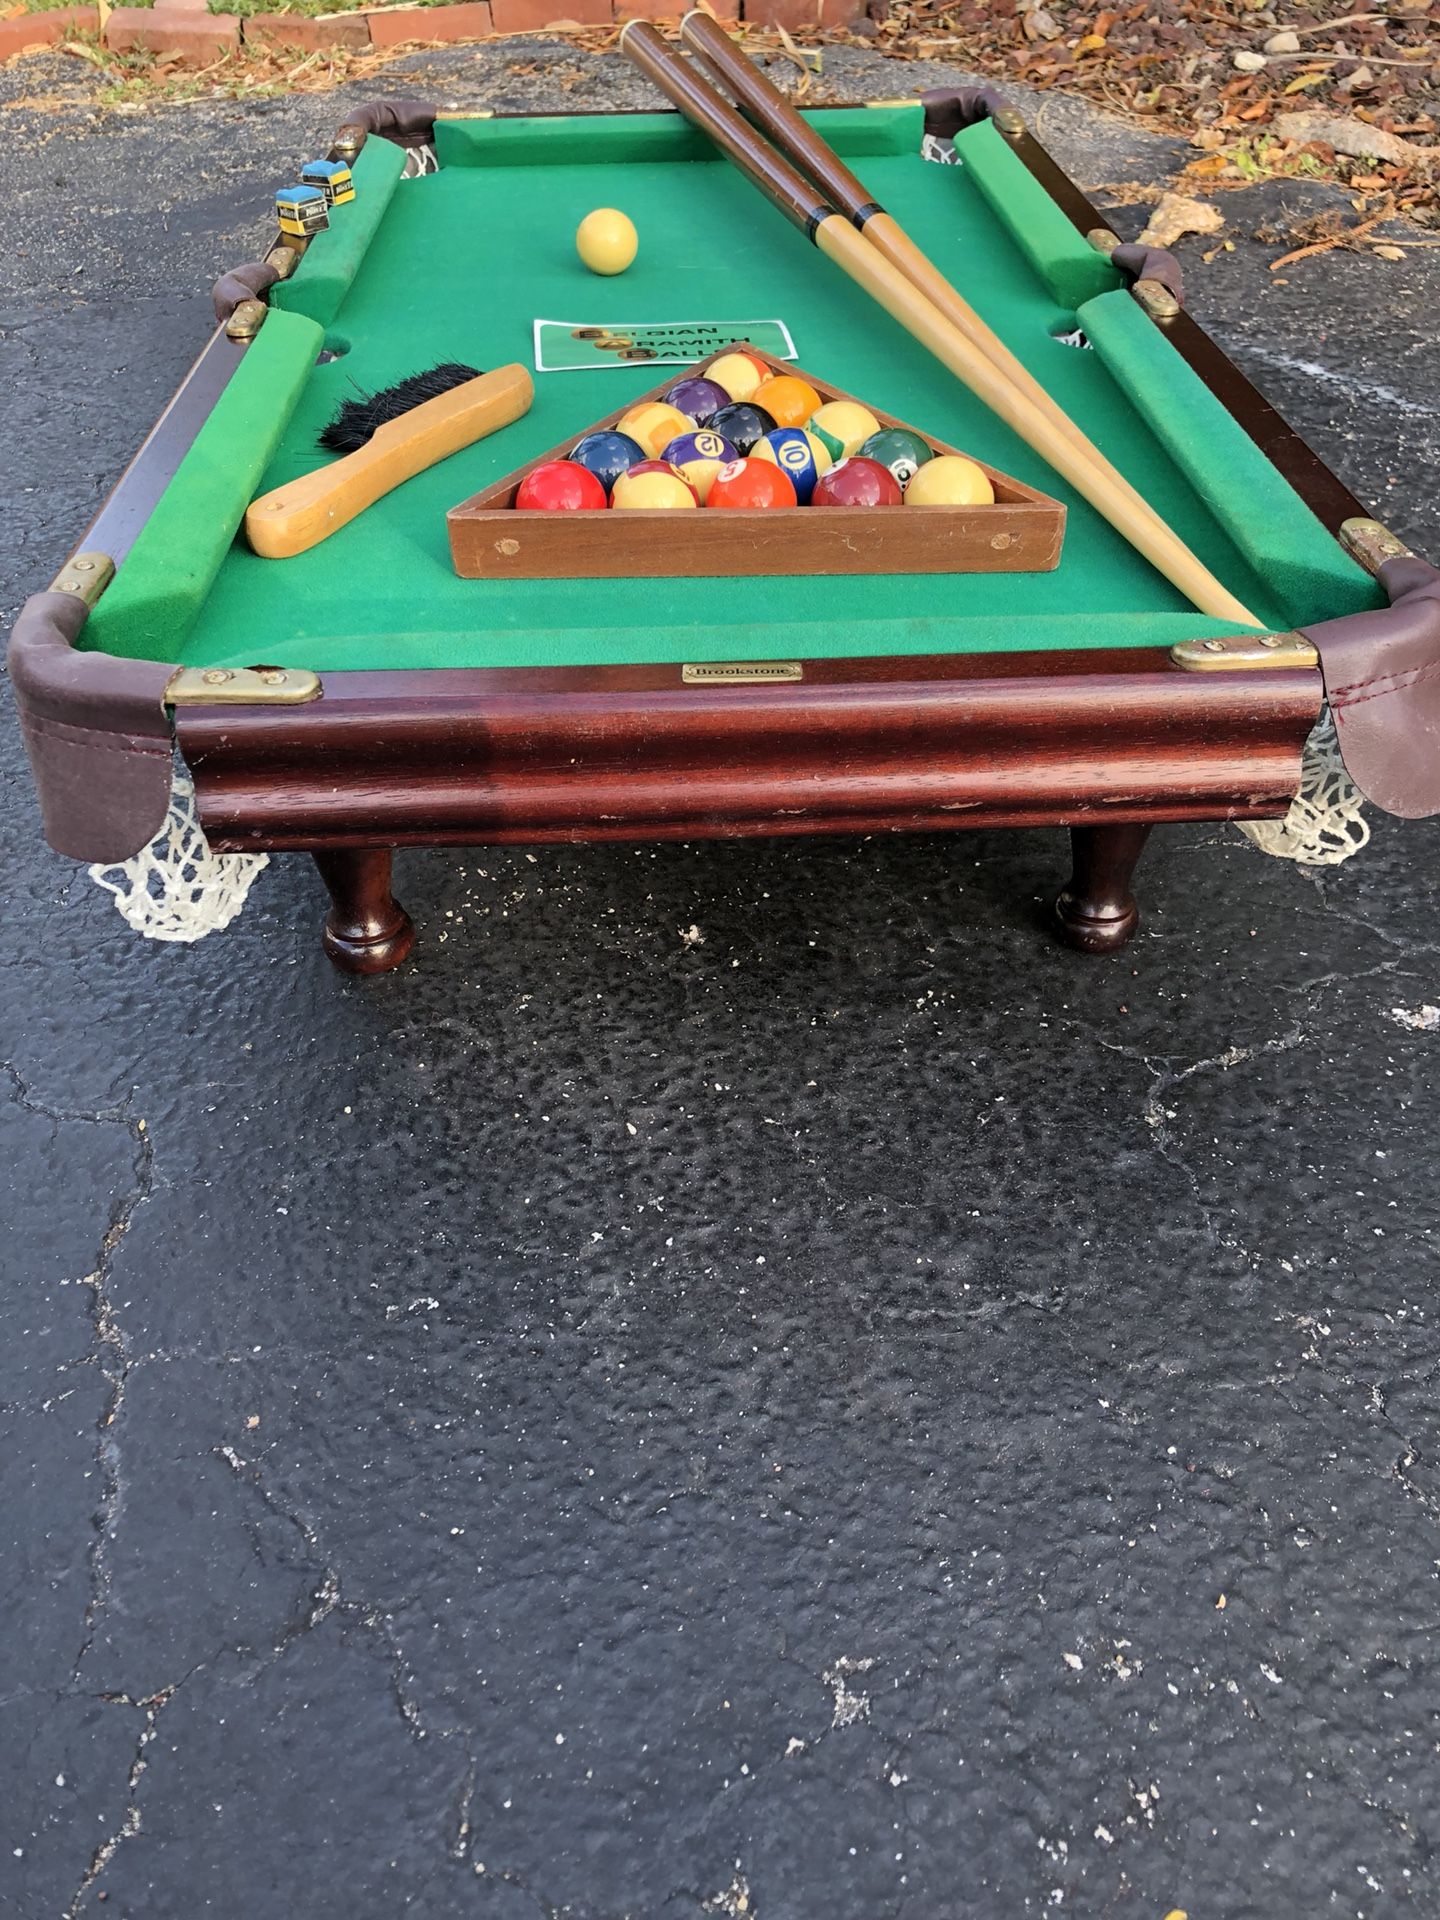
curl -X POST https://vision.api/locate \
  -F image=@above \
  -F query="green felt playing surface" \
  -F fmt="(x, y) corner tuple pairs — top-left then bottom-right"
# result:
(85, 109), (1381, 672)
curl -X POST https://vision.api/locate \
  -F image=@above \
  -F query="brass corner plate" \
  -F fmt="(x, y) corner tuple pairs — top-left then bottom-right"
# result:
(166, 665), (321, 706)
(1171, 631), (1318, 672)
(682, 661), (804, 685)
(1087, 226), (1120, 256)
(992, 107), (1026, 136)
(1131, 277), (1181, 321)
(330, 123), (368, 159)
(50, 551), (115, 608)
(1339, 516), (1414, 575)
(225, 297), (268, 342)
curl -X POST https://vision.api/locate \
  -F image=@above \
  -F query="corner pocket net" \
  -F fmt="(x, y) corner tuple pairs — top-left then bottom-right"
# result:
(88, 765), (269, 943)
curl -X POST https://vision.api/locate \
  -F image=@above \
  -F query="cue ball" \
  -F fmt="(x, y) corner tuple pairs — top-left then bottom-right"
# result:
(576, 207), (638, 276)
(903, 454), (994, 506)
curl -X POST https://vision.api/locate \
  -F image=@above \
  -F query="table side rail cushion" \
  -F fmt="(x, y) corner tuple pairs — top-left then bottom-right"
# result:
(268, 135), (406, 330)
(81, 310), (324, 665)
(1076, 289), (1383, 630)
(433, 104), (922, 172)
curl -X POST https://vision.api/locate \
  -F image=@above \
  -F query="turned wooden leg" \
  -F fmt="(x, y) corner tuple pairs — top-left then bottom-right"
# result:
(313, 849), (415, 975)
(1054, 823), (1151, 954)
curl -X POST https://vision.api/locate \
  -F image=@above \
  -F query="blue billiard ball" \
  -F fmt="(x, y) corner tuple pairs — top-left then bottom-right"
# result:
(751, 426), (824, 504)
(569, 429), (648, 494)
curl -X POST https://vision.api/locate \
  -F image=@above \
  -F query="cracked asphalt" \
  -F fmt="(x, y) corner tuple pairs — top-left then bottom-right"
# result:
(3, 39), (1440, 1920)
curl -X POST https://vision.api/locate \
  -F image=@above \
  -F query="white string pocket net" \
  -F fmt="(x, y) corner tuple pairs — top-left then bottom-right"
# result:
(89, 764), (268, 943)
(1238, 705), (1370, 866)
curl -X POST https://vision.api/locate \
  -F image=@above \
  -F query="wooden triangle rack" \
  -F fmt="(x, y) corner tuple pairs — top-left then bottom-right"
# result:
(447, 341), (1065, 581)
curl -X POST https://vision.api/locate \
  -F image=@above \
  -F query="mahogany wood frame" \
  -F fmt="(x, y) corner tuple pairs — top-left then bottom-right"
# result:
(73, 108), (1361, 974)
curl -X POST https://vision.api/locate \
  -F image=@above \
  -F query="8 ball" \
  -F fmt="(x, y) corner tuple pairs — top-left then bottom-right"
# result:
(707, 401), (777, 457)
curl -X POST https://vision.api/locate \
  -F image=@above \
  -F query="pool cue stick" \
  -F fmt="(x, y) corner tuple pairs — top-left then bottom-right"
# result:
(680, 10), (1128, 478)
(619, 21), (1260, 629)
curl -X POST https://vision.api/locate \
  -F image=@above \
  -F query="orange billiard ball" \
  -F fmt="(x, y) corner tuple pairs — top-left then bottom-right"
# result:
(704, 458), (798, 510)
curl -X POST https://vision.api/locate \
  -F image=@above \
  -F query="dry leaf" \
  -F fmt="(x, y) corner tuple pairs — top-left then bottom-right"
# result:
(1273, 110), (1436, 166)
(1139, 191), (1226, 248)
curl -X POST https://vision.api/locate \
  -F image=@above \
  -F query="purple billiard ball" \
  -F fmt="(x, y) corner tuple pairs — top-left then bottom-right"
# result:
(661, 376), (732, 425)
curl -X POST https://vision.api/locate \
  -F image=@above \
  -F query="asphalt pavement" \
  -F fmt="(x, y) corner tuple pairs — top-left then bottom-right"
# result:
(3, 40), (1440, 1919)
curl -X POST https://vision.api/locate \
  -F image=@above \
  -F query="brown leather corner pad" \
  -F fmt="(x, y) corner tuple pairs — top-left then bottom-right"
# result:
(7, 591), (175, 863)
(350, 98), (439, 148)
(919, 87), (1013, 141)
(1302, 554), (1440, 820)
(1110, 241), (1184, 305)
(212, 260), (280, 324)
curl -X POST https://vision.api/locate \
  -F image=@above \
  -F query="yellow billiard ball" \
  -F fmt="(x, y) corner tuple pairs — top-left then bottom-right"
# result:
(903, 454), (995, 506)
(576, 207), (638, 276)
(616, 401), (697, 459)
(611, 461), (698, 509)
(706, 351), (769, 402)
(807, 400), (882, 463)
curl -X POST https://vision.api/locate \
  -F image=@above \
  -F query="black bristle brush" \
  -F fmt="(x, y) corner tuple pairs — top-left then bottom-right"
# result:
(318, 362), (483, 454)
(243, 360), (535, 559)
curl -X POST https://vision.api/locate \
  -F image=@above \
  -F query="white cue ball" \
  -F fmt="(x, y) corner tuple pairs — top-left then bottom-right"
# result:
(576, 208), (638, 276)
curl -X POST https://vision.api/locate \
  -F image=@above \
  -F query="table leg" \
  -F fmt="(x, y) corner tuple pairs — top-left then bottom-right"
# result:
(313, 849), (415, 975)
(1054, 823), (1150, 954)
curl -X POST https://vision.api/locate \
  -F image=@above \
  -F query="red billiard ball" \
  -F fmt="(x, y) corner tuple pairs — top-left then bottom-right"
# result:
(810, 456), (904, 508)
(514, 459), (608, 511)
(705, 458), (797, 510)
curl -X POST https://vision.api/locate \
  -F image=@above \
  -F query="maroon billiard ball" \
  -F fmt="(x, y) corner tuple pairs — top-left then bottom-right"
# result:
(810, 456), (905, 508)
(514, 459), (609, 511)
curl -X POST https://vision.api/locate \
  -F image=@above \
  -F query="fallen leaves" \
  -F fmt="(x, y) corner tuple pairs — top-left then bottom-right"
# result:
(1272, 107), (1437, 164)
(1138, 189), (1226, 246)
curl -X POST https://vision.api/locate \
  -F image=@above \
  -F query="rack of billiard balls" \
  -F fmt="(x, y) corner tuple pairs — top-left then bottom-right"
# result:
(512, 349), (995, 516)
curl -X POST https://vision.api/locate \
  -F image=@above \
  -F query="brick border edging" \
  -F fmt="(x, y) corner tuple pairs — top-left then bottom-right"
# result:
(1, 0), (861, 67)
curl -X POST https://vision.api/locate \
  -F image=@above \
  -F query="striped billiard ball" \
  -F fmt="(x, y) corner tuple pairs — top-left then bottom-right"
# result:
(750, 426), (831, 504)
(661, 429), (739, 504)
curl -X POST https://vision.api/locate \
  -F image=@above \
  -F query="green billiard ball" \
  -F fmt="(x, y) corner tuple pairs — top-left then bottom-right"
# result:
(859, 428), (934, 492)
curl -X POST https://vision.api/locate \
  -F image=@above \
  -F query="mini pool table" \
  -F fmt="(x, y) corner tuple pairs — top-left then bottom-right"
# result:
(10, 95), (1402, 972)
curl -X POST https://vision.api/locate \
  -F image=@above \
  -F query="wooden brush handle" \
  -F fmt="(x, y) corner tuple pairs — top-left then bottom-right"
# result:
(245, 363), (534, 559)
